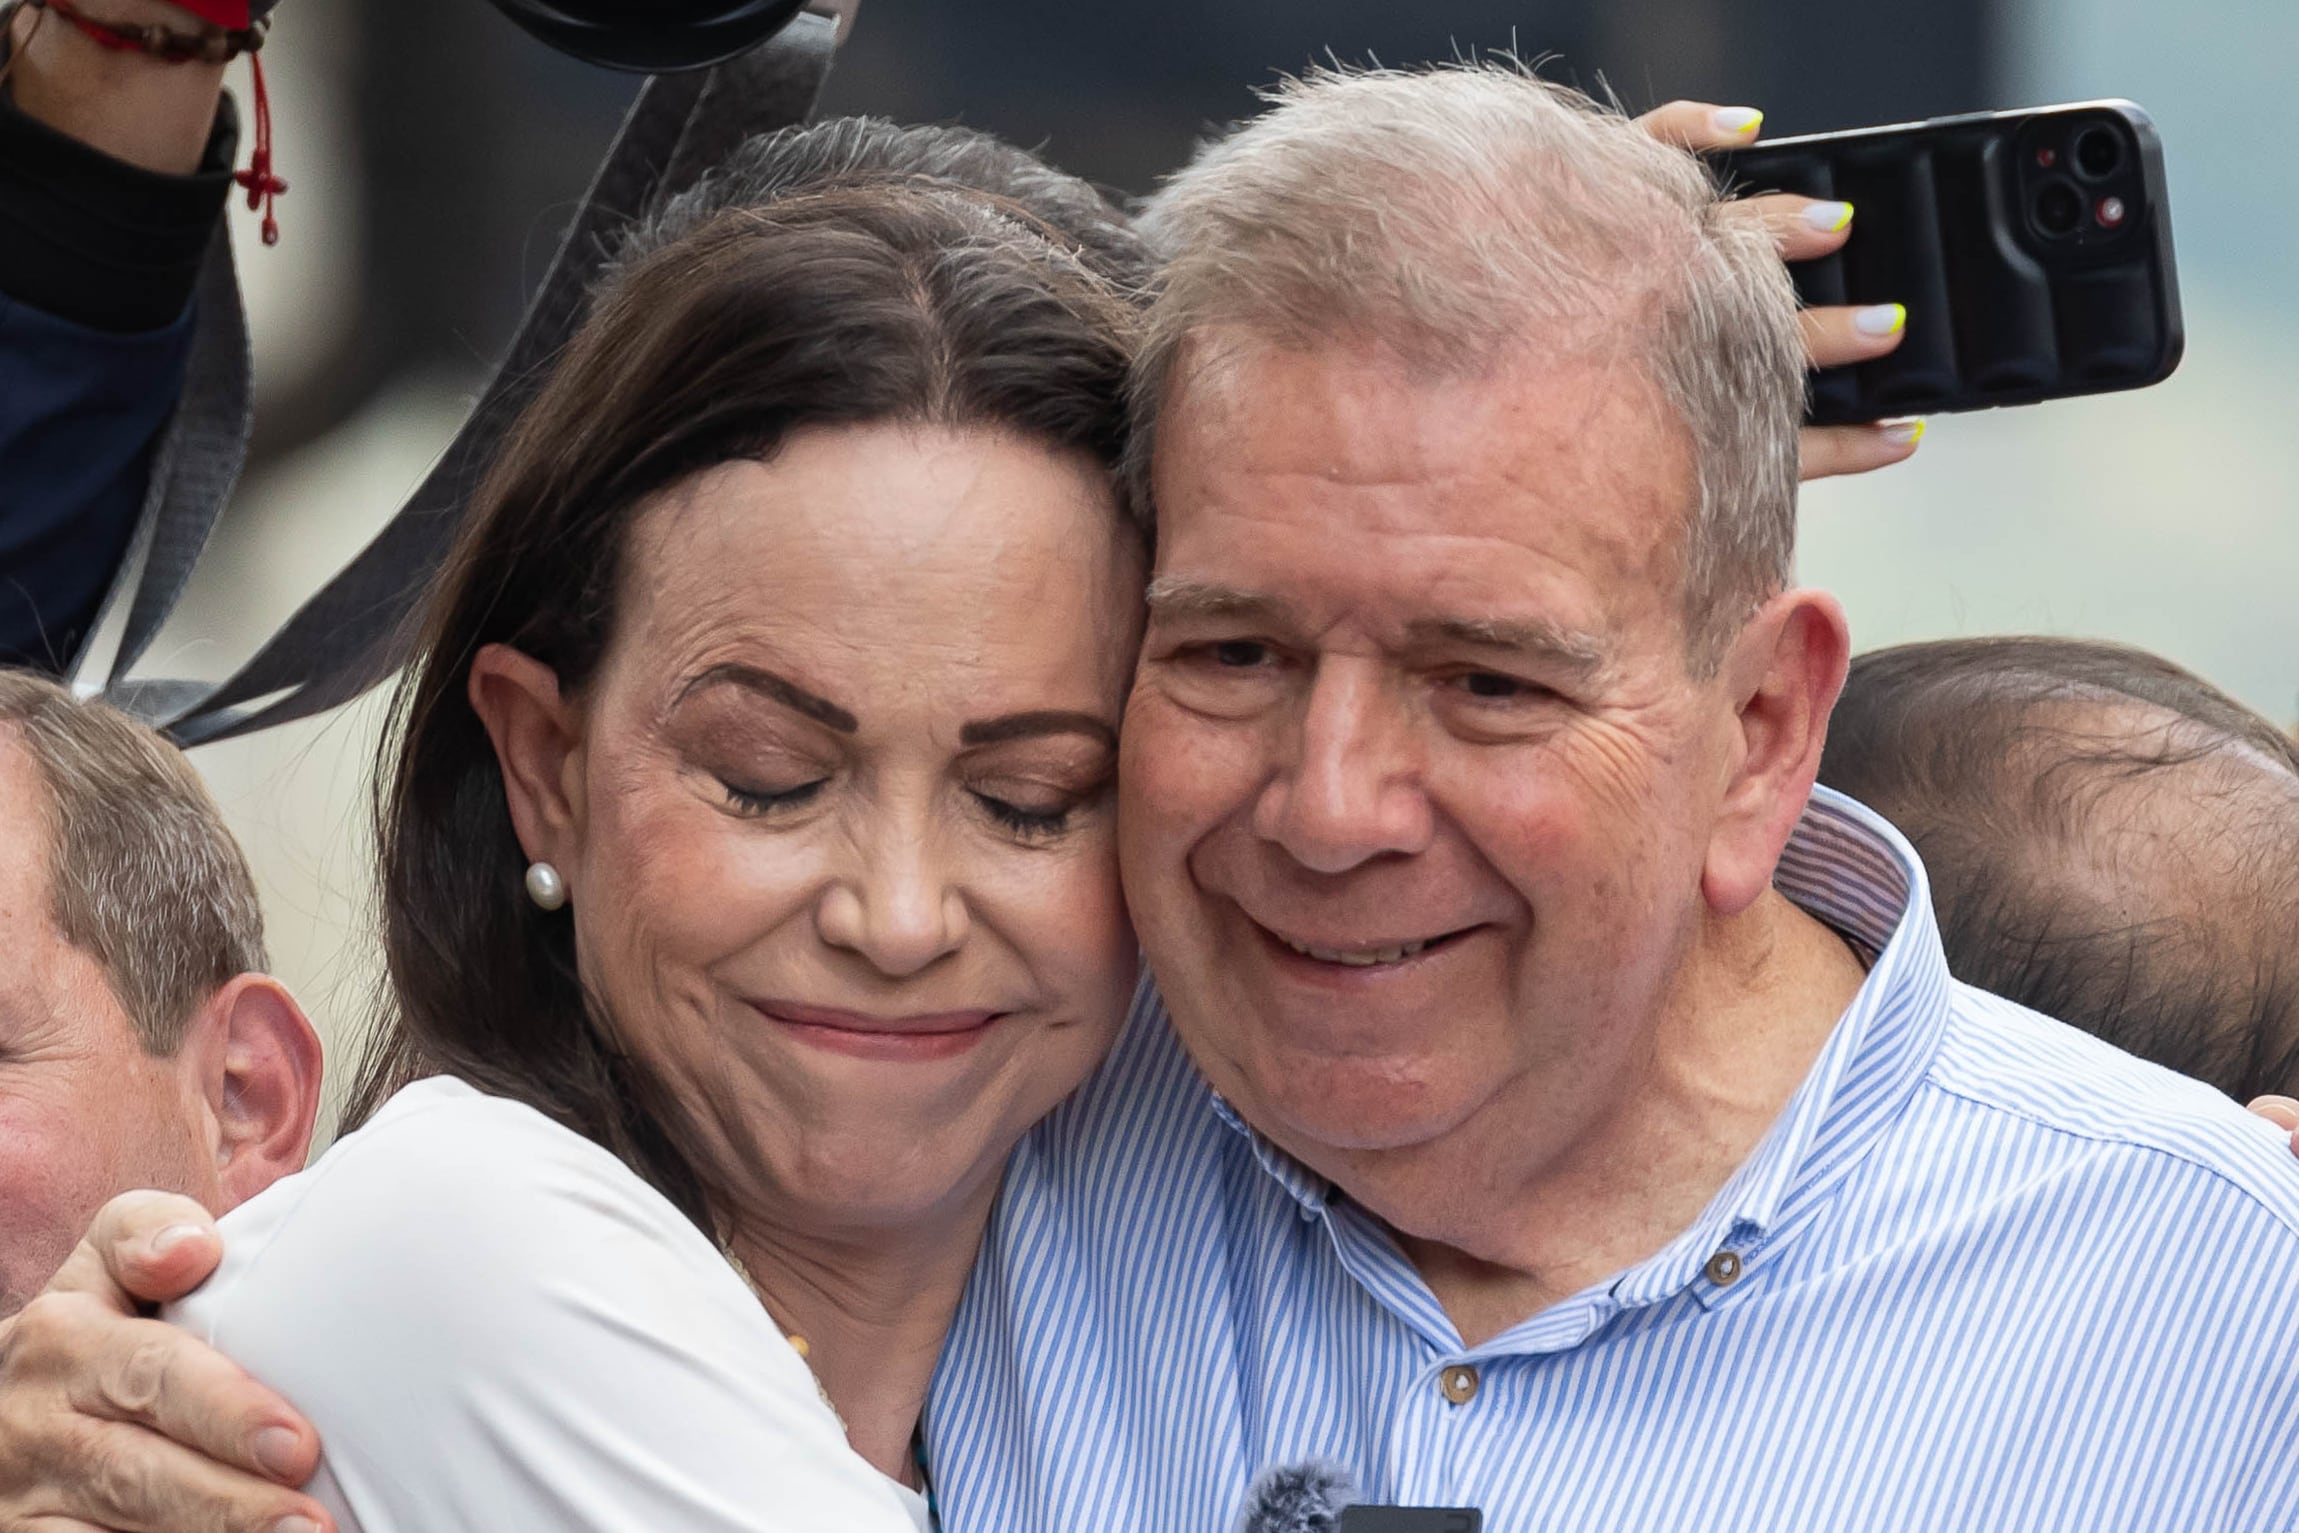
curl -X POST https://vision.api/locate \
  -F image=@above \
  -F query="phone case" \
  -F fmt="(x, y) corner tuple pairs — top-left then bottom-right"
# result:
(1711, 101), (2183, 424)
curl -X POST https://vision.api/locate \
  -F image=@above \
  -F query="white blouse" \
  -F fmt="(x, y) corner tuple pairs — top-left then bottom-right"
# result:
(170, 1077), (928, 1533)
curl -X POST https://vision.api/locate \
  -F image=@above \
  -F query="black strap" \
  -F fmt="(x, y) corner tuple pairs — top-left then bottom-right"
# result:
(87, 11), (844, 744)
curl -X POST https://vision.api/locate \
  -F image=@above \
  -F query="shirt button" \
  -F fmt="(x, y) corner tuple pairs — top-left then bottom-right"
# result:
(1439, 1365), (1480, 1405)
(1705, 1249), (1744, 1286)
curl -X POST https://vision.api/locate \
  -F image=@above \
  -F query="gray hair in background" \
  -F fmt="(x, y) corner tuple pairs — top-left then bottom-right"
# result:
(1130, 63), (1805, 669)
(0, 669), (267, 1054)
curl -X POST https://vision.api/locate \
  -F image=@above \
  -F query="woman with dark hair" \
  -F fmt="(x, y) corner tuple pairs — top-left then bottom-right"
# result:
(0, 97), (1938, 1533)
(127, 137), (1151, 1533)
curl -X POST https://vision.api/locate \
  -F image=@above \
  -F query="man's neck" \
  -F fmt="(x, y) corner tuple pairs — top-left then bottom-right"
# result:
(1360, 889), (1869, 1346)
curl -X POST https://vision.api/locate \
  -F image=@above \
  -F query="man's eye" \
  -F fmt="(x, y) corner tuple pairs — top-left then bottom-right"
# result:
(1453, 672), (1542, 701)
(1212, 640), (1268, 668)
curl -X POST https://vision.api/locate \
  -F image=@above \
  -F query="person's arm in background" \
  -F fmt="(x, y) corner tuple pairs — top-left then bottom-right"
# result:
(0, 0), (234, 672)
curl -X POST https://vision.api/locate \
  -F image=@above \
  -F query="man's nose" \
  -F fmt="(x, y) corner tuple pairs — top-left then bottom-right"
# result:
(814, 826), (970, 977)
(1252, 660), (1434, 874)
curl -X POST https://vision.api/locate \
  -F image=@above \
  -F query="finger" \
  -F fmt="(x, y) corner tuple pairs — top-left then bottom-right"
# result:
(53, 1311), (321, 1488)
(1732, 191), (1857, 263)
(2248, 1094), (2299, 1132)
(51, 1191), (222, 1309)
(29, 1419), (330, 1533)
(1636, 99), (1765, 152)
(1800, 421), (1924, 482)
(1802, 302), (1908, 372)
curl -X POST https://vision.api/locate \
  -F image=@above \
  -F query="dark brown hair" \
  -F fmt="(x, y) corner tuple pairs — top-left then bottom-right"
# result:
(1821, 636), (2299, 1101)
(0, 668), (267, 1053)
(347, 174), (1143, 1224)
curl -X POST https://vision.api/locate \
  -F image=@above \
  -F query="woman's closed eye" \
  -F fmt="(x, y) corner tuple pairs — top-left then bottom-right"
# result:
(965, 764), (1108, 842)
(972, 790), (1074, 838)
(720, 777), (829, 817)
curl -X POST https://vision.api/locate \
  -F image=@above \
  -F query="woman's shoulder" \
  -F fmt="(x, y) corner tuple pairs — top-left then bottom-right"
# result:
(206, 1076), (712, 1287)
(189, 1075), (739, 1332)
(170, 1080), (915, 1532)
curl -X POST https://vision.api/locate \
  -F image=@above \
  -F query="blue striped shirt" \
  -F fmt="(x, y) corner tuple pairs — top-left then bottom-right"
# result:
(926, 788), (2299, 1530)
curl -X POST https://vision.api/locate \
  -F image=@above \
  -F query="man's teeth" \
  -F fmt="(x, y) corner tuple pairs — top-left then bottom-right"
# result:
(1281, 936), (1431, 966)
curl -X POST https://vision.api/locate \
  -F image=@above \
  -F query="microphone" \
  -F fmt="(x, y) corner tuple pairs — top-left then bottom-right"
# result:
(1234, 1461), (1360, 1533)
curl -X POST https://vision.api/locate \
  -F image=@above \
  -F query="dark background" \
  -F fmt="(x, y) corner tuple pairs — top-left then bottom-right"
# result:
(276, 0), (1998, 462)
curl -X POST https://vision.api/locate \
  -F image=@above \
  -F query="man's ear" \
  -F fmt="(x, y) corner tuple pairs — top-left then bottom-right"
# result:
(1701, 588), (1851, 916)
(177, 974), (326, 1209)
(466, 643), (586, 874)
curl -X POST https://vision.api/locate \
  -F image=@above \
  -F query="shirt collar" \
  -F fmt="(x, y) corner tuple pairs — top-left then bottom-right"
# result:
(1206, 785), (1957, 1305)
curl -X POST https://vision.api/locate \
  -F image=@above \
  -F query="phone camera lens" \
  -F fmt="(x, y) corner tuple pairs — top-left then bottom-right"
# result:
(2033, 180), (2084, 237)
(2073, 125), (2124, 180)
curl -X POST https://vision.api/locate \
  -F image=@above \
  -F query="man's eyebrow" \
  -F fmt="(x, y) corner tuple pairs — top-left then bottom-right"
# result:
(959, 711), (1118, 750)
(1408, 615), (1610, 676)
(1142, 577), (1301, 627)
(675, 663), (858, 733)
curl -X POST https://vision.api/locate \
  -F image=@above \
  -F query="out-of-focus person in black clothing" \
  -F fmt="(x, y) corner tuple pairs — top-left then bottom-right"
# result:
(1821, 635), (2299, 1105)
(0, 0), (238, 671)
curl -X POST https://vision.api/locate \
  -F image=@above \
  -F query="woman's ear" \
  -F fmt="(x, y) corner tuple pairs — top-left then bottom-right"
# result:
(467, 644), (586, 870)
(1701, 588), (1852, 916)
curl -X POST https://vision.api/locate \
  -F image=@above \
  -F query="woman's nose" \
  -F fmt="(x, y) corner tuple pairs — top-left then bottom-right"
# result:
(813, 836), (970, 977)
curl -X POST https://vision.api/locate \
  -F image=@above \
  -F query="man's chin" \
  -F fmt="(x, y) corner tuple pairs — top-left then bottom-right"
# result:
(1228, 1060), (1478, 1160)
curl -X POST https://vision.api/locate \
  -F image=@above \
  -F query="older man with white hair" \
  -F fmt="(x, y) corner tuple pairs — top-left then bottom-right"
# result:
(6, 63), (2297, 1533)
(923, 65), (2299, 1529)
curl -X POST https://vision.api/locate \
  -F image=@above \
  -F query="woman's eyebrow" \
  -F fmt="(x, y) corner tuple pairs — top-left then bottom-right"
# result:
(959, 711), (1118, 749)
(676, 663), (858, 733)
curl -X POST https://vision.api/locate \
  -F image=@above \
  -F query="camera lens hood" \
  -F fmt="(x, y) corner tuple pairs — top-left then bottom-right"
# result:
(486, 0), (811, 72)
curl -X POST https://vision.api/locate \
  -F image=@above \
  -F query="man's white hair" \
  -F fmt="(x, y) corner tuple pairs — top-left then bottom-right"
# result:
(1130, 63), (1805, 667)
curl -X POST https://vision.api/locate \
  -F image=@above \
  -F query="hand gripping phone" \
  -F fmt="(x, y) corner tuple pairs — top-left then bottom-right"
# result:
(1711, 101), (2183, 424)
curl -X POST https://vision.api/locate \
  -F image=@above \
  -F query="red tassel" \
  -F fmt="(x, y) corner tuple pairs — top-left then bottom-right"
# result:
(232, 51), (287, 246)
(44, 0), (146, 51)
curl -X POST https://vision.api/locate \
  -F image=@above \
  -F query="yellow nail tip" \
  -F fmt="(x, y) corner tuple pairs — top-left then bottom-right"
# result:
(1830, 203), (1855, 233)
(1887, 303), (1907, 332)
(1907, 419), (1926, 444)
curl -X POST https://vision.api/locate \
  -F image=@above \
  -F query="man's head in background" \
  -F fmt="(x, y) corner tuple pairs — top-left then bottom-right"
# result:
(1820, 637), (2299, 1103)
(0, 670), (322, 1315)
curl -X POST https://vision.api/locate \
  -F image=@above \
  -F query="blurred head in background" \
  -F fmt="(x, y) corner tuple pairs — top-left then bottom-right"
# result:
(0, 670), (322, 1316)
(1821, 636), (2299, 1101)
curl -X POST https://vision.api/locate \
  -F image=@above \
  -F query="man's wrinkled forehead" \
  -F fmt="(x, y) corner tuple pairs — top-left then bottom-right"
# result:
(1150, 330), (1699, 590)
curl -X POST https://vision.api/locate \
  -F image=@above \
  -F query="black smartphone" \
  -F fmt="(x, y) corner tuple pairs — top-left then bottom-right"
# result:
(1336, 1508), (1482, 1533)
(1710, 100), (2183, 424)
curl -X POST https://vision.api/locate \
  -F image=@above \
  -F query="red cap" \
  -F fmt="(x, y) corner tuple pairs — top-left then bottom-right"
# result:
(174, 0), (251, 29)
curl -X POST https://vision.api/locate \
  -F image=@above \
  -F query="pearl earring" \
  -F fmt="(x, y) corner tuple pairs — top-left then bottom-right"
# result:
(524, 861), (568, 911)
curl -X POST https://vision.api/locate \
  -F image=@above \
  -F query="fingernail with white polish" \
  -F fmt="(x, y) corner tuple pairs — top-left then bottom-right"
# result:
(271, 1518), (322, 1533)
(1855, 303), (1907, 337)
(1882, 419), (1927, 446)
(1712, 106), (1764, 137)
(1802, 201), (1855, 233)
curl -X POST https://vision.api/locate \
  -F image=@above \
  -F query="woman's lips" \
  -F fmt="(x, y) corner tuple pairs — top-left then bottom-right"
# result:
(750, 1001), (1007, 1061)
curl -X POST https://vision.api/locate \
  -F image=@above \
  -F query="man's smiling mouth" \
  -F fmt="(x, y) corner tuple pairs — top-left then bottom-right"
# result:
(1261, 924), (1479, 968)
